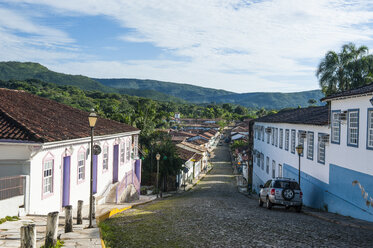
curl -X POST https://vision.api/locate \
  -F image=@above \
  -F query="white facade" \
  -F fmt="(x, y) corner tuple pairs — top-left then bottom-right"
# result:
(252, 122), (329, 192)
(0, 131), (139, 216)
(252, 94), (373, 221)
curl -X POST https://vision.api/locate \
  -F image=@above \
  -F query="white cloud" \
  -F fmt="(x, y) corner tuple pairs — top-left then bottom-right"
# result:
(4, 0), (373, 92)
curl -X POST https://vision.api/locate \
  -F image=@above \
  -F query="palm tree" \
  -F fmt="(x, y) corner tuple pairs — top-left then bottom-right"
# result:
(316, 43), (369, 96)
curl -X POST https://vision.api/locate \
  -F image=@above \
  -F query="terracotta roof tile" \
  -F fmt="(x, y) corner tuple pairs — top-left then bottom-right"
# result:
(0, 88), (139, 143)
(253, 106), (328, 126)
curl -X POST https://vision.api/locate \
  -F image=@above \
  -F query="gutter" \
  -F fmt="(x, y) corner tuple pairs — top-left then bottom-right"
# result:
(321, 92), (373, 102)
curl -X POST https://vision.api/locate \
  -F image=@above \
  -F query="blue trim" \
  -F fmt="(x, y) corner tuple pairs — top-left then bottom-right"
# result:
(331, 110), (341, 145)
(317, 133), (326, 165)
(347, 108), (359, 148)
(285, 129), (289, 151)
(307, 131), (314, 161)
(291, 129), (296, 154)
(366, 108), (373, 150)
(279, 128), (283, 149)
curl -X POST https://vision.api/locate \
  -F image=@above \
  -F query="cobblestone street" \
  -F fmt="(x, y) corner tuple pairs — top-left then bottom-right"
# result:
(100, 144), (373, 248)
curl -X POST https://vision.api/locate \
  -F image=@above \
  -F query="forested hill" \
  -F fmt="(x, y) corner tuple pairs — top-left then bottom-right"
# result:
(94, 78), (233, 101)
(0, 61), (114, 92)
(0, 61), (324, 109)
(95, 78), (324, 108)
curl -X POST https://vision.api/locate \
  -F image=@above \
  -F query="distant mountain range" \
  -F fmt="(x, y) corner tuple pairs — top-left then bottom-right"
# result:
(0, 61), (324, 109)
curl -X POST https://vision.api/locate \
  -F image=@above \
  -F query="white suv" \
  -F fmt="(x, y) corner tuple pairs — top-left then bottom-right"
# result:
(258, 178), (303, 212)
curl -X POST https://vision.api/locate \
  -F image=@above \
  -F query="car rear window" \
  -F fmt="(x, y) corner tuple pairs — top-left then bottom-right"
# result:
(273, 181), (300, 190)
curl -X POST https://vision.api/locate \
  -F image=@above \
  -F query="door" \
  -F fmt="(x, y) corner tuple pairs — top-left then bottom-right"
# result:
(113, 145), (119, 183)
(62, 156), (71, 207)
(93, 155), (98, 194)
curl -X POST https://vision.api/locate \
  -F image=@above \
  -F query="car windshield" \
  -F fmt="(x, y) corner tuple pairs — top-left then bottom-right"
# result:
(273, 181), (300, 190)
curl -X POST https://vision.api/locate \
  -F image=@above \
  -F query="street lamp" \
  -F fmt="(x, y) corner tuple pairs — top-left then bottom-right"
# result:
(88, 109), (98, 228)
(156, 153), (161, 198)
(295, 144), (304, 187)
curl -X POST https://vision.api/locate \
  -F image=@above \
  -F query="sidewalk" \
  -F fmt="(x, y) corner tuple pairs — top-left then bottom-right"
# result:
(240, 191), (373, 231)
(0, 195), (157, 248)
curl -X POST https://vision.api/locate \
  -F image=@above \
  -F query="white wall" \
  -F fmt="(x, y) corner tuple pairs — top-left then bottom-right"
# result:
(0, 196), (23, 217)
(28, 134), (137, 215)
(329, 95), (373, 176)
(253, 122), (329, 190)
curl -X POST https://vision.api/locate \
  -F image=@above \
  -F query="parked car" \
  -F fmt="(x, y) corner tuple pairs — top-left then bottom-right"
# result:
(258, 178), (302, 212)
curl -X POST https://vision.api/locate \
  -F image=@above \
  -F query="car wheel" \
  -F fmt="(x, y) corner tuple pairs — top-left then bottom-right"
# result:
(282, 188), (295, 201)
(295, 205), (302, 213)
(259, 197), (263, 207)
(266, 197), (272, 209)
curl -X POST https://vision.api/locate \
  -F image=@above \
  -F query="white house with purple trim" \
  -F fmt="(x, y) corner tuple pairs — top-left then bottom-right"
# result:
(252, 83), (373, 222)
(0, 88), (141, 217)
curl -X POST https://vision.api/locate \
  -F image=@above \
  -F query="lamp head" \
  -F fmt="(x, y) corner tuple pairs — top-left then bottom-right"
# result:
(296, 144), (304, 155)
(88, 109), (98, 128)
(156, 153), (161, 161)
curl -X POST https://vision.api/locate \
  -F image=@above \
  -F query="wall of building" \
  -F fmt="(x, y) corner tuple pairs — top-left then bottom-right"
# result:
(252, 122), (329, 194)
(28, 134), (137, 215)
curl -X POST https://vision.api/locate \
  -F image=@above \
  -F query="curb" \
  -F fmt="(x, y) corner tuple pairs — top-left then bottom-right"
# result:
(186, 167), (213, 192)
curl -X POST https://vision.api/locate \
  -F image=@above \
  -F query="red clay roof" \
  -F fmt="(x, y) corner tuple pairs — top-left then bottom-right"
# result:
(176, 146), (195, 161)
(0, 88), (139, 143)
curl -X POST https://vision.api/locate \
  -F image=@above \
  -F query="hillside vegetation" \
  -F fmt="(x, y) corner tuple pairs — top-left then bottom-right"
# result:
(0, 61), (324, 109)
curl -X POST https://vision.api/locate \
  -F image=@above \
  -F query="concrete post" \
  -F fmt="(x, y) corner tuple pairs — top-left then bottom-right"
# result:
(20, 224), (36, 248)
(45, 211), (59, 248)
(77, 200), (83, 225)
(65, 205), (73, 233)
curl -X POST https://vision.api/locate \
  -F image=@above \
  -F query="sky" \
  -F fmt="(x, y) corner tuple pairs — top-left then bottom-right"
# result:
(1, 0), (373, 93)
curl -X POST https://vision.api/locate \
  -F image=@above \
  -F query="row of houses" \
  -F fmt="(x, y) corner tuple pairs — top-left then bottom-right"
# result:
(164, 119), (221, 188)
(0, 88), (141, 217)
(250, 83), (373, 222)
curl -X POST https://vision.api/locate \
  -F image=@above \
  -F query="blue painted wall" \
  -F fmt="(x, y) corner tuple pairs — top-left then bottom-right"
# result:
(283, 163), (373, 222)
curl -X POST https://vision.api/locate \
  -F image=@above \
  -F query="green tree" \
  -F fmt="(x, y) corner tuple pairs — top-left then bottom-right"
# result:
(316, 43), (370, 96)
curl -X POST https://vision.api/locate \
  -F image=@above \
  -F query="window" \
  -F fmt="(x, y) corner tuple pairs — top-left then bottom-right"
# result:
(272, 160), (276, 178)
(367, 109), (373, 149)
(258, 126), (261, 140)
(267, 129), (270, 144)
(298, 131), (305, 157)
(43, 160), (53, 194)
(254, 127), (257, 139)
(134, 135), (138, 159)
(285, 129), (289, 151)
(348, 110), (359, 147)
(120, 141), (125, 163)
(261, 153), (264, 170)
(264, 180), (272, 188)
(278, 164), (283, 177)
(271, 128), (274, 146)
(261, 126), (264, 141)
(331, 111), (340, 144)
(126, 138), (131, 161)
(275, 128), (278, 147)
(318, 133), (325, 164)
(291, 129), (296, 153)
(103, 145), (109, 170)
(78, 152), (85, 181)
(279, 129), (283, 149)
(307, 132), (314, 160)
(266, 156), (269, 174)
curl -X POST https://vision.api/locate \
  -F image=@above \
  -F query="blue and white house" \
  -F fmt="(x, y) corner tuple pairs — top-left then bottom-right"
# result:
(252, 84), (373, 222)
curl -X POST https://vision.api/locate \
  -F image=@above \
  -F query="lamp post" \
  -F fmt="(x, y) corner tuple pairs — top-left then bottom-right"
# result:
(295, 144), (304, 187)
(88, 110), (98, 228)
(156, 153), (161, 198)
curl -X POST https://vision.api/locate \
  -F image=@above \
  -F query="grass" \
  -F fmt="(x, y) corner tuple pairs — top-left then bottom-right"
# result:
(99, 196), (197, 248)
(0, 216), (20, 225)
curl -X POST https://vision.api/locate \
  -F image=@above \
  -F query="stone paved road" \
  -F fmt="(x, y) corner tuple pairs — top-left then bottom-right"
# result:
(100, 143), (373, 248)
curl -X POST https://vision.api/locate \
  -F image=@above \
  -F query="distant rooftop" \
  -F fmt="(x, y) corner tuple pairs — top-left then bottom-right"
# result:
(254, 106), (328, 126)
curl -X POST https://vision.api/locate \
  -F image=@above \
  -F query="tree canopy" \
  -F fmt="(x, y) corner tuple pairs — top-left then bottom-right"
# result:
(316, 43), (373, 96)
